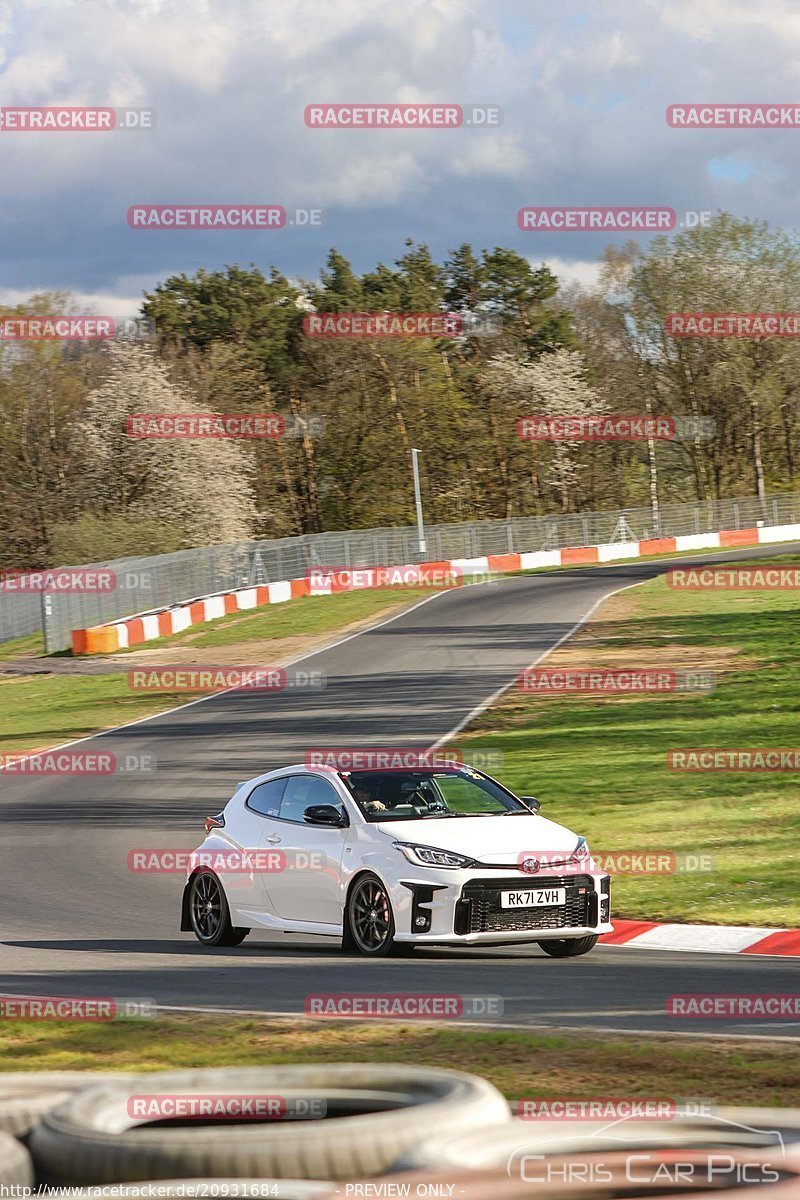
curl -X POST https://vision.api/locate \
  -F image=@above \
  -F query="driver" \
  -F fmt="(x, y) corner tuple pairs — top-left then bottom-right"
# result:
(352, 786), (386, 815)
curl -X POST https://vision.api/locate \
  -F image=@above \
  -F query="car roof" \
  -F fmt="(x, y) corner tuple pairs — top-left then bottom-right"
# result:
(234, 763), (341, 791)
(236, 762), (472, 790)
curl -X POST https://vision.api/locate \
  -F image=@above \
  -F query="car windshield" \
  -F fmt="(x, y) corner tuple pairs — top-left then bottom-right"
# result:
(343, 768), (528, 822)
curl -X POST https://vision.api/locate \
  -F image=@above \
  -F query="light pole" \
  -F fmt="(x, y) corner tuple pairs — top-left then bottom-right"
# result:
(411, 448), (427, 557)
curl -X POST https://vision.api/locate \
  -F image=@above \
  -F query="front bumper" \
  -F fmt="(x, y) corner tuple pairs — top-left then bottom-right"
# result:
(390, 869), (611, 944)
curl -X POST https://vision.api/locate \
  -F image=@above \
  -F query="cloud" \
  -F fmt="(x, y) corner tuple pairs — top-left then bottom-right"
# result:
(0, 0), (798, 297)
(542, 258), (604, 291)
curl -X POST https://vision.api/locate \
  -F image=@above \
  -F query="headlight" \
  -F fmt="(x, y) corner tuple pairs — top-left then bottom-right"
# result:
(394, 842), (474, 869)
(572, 837), (591, 861)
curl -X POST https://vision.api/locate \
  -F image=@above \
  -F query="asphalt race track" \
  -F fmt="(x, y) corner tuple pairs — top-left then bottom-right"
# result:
(1, 544), (799, 1039)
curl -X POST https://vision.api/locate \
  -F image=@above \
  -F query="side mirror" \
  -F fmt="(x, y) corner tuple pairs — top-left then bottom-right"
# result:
(521, 796), (541, 813)
(304, 804), (347, 827)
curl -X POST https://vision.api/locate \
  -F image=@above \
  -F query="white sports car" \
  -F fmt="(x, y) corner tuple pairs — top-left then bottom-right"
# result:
(181, 763), (612, 956)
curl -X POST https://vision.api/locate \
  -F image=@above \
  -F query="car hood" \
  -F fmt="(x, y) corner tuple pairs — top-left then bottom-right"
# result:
(374, 813), (580, 865)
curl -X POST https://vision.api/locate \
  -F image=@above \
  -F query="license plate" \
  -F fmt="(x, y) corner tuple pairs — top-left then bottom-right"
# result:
(500, 887), (566, 909)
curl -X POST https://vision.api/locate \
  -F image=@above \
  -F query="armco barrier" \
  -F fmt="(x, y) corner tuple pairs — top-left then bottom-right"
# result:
(70, 523), (800, 655)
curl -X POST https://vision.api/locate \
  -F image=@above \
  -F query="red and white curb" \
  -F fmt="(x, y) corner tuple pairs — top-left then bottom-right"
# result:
(71, 520), (800, 655)
(601, 919), (800, 956)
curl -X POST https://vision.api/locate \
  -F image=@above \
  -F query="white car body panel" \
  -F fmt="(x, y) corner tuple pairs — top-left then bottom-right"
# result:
(185, 765), (612, 946)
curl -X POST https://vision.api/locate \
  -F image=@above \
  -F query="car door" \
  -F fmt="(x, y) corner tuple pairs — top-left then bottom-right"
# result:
(232, 777), (288, 916)
(260, 773), (350, 925)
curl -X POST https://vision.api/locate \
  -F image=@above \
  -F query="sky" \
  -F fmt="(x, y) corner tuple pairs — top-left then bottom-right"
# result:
(0, 0), (798, 318)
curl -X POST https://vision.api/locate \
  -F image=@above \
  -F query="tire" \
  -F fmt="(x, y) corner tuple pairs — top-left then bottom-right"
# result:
(188, 870), (249, 947)
(378, 1150), (800, 1200)
(29, 1063), (510, 1184)
(715, 1107), (800, 1148)
(345, 872), (401, 957)
(0, 1071), (128, 1137)
(393, 1114), (781, 1172)
(0, 1132), (33, 1186)
(538, 934), (598, 958)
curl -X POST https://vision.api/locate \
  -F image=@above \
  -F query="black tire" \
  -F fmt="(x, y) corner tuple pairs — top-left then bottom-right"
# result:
(345, 872), (401, 957)
(538, 935), (598, 958)
(29, 1064), (510, 1184)
(0, 1131), (33, 1186)
(188, 870), (249, 947)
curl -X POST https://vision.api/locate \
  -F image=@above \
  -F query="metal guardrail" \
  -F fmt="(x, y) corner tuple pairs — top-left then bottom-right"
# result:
(2, 491), (799, 653)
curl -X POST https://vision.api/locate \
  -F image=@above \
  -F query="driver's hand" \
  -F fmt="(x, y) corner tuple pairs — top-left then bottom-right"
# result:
(365, 800), (387, 812)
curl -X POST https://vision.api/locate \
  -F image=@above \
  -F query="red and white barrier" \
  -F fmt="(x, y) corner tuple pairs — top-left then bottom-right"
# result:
(71, 522), (800, 654)
(601, 919), (800, 956)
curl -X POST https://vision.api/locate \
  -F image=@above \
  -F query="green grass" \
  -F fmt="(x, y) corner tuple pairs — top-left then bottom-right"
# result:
(0, 673), (194, 756)
(0, 631), (45, 658)
(459, 554), (800, 926)
(1, 1016), (797, 1106)
(0, 587), (438, 756)
(115, 586), (437, 651)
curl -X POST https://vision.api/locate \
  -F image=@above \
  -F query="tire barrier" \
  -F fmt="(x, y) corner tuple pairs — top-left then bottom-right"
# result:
(0, 1071), (130, 1137)
(367, 1150), (800, 1200)
(0, 1130), (34, 1186)
(395, 1113), (789, 1172)
(2, 1066), (798, 1194)
(28, 1064), (510, 1183)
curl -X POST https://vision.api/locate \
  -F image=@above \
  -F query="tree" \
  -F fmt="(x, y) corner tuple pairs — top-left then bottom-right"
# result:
(142, 265), (304, 385)
(70, 343), (256, 546)
(481, 349), (606, 513)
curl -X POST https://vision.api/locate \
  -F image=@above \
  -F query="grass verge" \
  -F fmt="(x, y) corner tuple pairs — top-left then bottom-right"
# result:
(1, 1016), (797, 1107)
(0, 588), (437, 757)
(457, 553), (800, 926)
(112, 586), (438, 652)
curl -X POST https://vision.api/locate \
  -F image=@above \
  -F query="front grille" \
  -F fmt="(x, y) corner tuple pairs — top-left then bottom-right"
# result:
(455, 875), (594, 935)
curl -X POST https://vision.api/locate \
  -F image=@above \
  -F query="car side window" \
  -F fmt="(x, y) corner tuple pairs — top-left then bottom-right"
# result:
(246, 778), (287, 816)
(279, 775), (343, 824)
